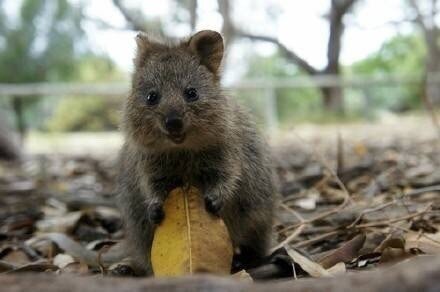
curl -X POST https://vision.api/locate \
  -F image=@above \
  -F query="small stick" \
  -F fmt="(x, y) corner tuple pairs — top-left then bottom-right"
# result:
(389, 224), (440, 245)
(348, 200), (397, 228)
(272, 225), (308, 252)
(354, 203), (432, 229)
(293, 230), (342, 249)
(404, 185), (440, 197)
(272, 204), (307, 251)
(336, 132), (344, 176)
(280, 203), (305, 222)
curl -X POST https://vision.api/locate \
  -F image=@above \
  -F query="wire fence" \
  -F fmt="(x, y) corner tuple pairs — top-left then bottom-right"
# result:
(0, 73), (437, 136)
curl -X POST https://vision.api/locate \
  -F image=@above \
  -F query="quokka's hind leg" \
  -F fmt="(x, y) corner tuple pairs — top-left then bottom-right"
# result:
(231, 217), (272, 272)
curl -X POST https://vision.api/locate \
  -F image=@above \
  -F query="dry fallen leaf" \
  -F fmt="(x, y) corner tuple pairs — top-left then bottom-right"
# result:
(53, 253), (75, 269)
(1, 249), (31, 266)
(318, 233), (366, 269)
(151, 187), (233, 276)
(286, 248), (331, 278)
(6, 260), (59, 274)
(232, 270), (253, 282)
(33, 233), (99, 266)
(36, 211), (83, 233)
(405, 232), (440, 254)
(326, 262), (346, 276)
(353, 142), (368, 157)
(374, 236), (413, 264)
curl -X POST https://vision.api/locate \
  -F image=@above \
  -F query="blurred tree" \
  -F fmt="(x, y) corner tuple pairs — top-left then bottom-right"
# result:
(0, 0), (85, 137)
(0, 0), (118, 134)
(218, 0), (359, 113)
(351, 34), (426, 111)
(242, 53), (322, 125)
(44, 54), (123, 132)
(111, 0), (165, 34)
(46, 96), (120, 132)
(0, 115), (20, 160)
(406, 0), (440, 105)
(175, 0), (198, 33)
(352, 35), (425, 76)
(0, 0), (85, 83)
(110, 0), (198, 36)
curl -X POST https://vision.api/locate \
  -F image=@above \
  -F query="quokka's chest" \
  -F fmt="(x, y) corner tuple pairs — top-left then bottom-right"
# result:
(146, 147), (226, 180)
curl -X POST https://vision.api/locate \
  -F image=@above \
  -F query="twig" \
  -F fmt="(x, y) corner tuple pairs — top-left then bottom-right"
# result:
(389, 224), (440, 245)
(278, 224), (335, 235)
(347, 200), (397, 228)
(336, 132), (344, 176)
(272, 204), (307, 251)
(273, 129), (352, 249)
(273, 225), (308, 251)
(280, 203), (305, 222)
(293, 230), (342, 249)
(280, 131), (352, 229)
(404, 185), (440, 197)
(353, 203), (433, 229)
(296, 132), (351, 202)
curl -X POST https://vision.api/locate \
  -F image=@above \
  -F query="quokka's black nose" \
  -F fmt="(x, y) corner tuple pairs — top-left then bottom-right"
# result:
(165, 116), (183, 133)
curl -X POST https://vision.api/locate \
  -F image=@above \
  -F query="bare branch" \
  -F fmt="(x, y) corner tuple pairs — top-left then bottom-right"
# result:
(235, 31), (319, 75)
(188, 0), (198, 32)
(111, 0), (147, 32)
(83, 15), (128, 31)
(408, 0), (429, 33)
(332, 0), (358, 15)
(217, 0), (234, 45)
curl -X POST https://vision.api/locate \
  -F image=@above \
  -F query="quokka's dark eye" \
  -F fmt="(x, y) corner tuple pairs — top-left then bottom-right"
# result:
(183, 87), (199, 102)
(145, 91), (160, 105)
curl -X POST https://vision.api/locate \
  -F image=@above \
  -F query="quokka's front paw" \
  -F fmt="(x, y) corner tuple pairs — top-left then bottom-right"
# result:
(148, 202), (165, 224)
(204, 193), (223, 215)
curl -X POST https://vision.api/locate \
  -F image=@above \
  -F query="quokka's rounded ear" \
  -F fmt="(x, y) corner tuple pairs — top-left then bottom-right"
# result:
(188, 30), (224, 73)
(135, 32), (161, 50)
(134, 32), (161, 67)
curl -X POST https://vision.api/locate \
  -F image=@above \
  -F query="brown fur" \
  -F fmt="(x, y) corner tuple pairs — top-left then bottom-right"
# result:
(116, 30), (276, 275)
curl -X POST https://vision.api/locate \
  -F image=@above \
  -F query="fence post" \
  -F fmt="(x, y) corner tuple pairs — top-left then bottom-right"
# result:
(11, 96), (26, 144)
(264, 87), (279, 138)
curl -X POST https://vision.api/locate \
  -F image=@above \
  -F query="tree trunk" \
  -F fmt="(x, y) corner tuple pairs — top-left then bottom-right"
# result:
(408, 0), (440, 106)
(321, 86), (344, 114)
(0, 115), (20, 161)
(321, 0), (356, 114)
(426, 48), (440, 106)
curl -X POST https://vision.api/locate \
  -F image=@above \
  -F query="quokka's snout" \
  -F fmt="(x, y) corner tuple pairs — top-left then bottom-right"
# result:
(164, 110), (184, 134)
(163, 110), (186, 144)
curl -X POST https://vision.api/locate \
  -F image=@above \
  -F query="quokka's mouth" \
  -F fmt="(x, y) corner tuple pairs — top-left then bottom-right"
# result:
(167, 133), (186, 144)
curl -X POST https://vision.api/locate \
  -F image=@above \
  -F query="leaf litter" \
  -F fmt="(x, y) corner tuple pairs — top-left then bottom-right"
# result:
(0, 125), (439, 281)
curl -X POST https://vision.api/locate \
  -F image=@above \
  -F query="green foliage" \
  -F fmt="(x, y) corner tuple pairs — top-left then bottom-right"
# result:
(352, 34), (425, 75)
(44, 54), (124, 132)
(0, 0), (85, 83)
(350, 34), (426, 110)
(241, 52), (324, 126)
(0, 0), (123, 132)
(77, 54), (124, 82)
(241, 35), (427, 127)
(46, 97), (120, 132)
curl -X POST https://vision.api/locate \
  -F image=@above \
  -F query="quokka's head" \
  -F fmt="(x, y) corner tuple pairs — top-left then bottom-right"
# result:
(123, 30), (231, 151)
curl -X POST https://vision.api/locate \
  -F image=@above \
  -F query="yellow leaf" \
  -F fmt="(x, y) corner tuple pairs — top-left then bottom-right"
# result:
(353, 142), (368, 157)
(151, 187), (233, 276)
